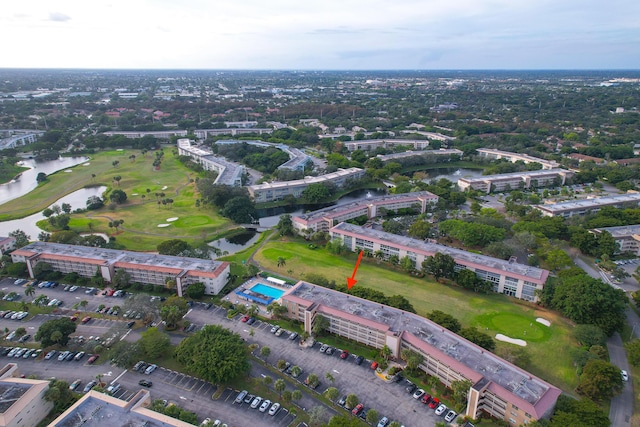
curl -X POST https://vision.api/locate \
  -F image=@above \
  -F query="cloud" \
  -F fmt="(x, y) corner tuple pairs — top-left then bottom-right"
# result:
(48, 12), (70, 22)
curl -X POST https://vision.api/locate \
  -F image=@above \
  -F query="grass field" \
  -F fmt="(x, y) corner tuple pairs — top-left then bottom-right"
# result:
(0, 149), (235, 250)
(253, 237), (580, 392)
(0, 163), (29, 184)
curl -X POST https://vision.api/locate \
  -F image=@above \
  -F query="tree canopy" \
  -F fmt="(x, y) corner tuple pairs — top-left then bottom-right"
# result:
(160, 296), (189, 329)
(576, 359), (623, 401)
(35, 318), (77, 347)
(175, 325), (249, 384)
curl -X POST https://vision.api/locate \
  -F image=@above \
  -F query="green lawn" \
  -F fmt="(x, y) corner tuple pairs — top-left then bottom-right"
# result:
(0, 163), (29, 184)
(254, 237), (579, 393)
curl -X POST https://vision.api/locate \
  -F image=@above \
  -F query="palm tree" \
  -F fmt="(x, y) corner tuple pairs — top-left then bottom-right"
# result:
(24, 286), (35, 298)
(277, 257), (286, 268)
(274, 379), (286, 397)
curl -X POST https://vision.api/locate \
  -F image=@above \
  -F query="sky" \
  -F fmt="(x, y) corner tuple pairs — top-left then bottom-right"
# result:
(1, 0), (639, 70)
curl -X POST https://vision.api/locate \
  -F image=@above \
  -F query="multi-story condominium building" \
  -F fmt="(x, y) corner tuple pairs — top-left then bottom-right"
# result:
(0, 130), (44, 150)
(10, 242), (230, 297)
(534, 193), (640, 218)
(476, 149), (559, 170)
(591, 225), (640, 255)
(194, 128), (273, 138)
(344, 139), (431, 152)
(215, 140), (312, 171)
(457, 169), (574, 194)
(292, 191), (439, 234)
(0, 364), (53, 427)
(0, 236), (16, 255)
(376, 149), (463, 164)
(329, 223), (548, 302)
(102, 130), (188, 140)
(224, 121), (258, 128)
(280, 282), (561, 425)
(177, 139), (244, 186)
(247, 168), (365, 203)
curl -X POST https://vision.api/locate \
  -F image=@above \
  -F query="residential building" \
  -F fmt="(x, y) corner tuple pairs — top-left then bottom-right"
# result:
(224, 120), (258, 128)
(49, 389), (194, 427)
(376, 149), (463, 163)
(247, 168), (365, 203)
(177, 139), (244, 186)
(457, 169), (574, 194)
(344, 139), (431, 152)
(194, 128), (273, 138)
(280, 282), (561, 425)
(102, 130), (187, 140)
(215, 140), (312, 171)
(0, 237), (16, 255)
(591, 225), (640, 255)
(475, 149), (559, 170)
(0, 130), (44, 150)
(329, 223), (548, 301)
(534, 193), (640, 218)
(292, 191), (439, 234)
(0, 363), (53, 427)
(10, 242), (230, 297)
(566, 153), (606, 164)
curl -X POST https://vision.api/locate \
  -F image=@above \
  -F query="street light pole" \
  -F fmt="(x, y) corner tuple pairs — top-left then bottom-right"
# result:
(631, 323), (638, 340)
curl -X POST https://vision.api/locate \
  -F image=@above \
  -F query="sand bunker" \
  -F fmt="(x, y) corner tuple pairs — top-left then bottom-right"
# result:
(117, 149), (124, 151)
(64, 170), (73, 173)
(83, 163), (90, 166)
(496, 334), (527, 347)
(132, 193), (139, 196)
(166, 217), (178, 222)
(157, 224), (171, 228)
(536, 318), (551, 327)
(161, 186), (168, 190)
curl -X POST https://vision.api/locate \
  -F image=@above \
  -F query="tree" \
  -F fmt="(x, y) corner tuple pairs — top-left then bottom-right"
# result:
(263, 375), (273, 387)
(326, 415), (363, 427)
(459, 327), (495, 351)
(86, 195), (104, 210)
(157, 239), (190, 256)
(33, 294), (48, 307)
(427, 310), (461, 333)
(282, 390), (292, 403)
(576, 359), (623, 401)
(160, 296), (189, 329)
(625, 339), (640, 367)
(274, 378), (286, 396)
(291, 389), (302, 403)
(36, 172), (47, 183)
(35, 318), (77, 347)
(61, 203), (72, 214)
(112, 268), (131, 289)
(277, 256), (286, 268)
(109, 189), (127, 204)
(312, 314), (330, 336)
(290, 366), (302, 378)
(366, 409), (379, 425)
(9, 229), (30, 248)
(260, 346), (271, 360)
(545, 249), (573, 271)
(422, 252), (456, 281)
(175, 325), (249, 384)
(24, 285), (35, 297)
(277, 214), (294, 236)
(185, 282), (206, 299)
(408, 220), (431, 239)
(345, 393), (359, 409)
(301, 183), (332, 203)
(574, 325), (606, 348)
(325, 386), (339, 401)
(550, 395), (610, 427)
(451, 380), (472, 412)
(15, 327), (26, 338)
(266, 302), (288, 319)
(220, 196), (257, 223)
(140, 327), (170, 358)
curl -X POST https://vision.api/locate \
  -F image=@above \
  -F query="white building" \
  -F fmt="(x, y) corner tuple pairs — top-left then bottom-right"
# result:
(0, 237), (16, 255)
(177, 139), (244, 186)
(591, 225), (640, 255)
(476, 149), (559, 170)
(534, 193), (640, 218)
(457, 169), (574, 194)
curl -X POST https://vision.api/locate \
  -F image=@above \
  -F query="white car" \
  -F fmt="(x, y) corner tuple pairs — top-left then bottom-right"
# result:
(444, 410), (457, 422)
(250, 396), (262, 409)
(268, 402), (280, 416)
(270, 325), (279, 333)
(412, 388), (425, 399)
(621, 369), (629, 382)
(435, 403), (447, 416)
(377, 416), (389, 427)
(259, 399), (271, 412)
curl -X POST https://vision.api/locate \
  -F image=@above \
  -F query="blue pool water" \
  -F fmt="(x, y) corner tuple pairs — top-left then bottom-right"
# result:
(250, 283), (285, 299)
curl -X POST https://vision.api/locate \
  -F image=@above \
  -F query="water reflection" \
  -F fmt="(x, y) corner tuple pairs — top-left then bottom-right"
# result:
(209, 231), (260, 256)
(0, 156), (89, 205)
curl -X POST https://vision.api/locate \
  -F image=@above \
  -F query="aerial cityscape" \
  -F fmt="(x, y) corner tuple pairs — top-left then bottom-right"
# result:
(1, 4), (640, 426)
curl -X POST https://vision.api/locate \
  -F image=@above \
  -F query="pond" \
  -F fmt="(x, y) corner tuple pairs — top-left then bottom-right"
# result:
(420, 167), (484, 183)
(208, 231), (261, 256)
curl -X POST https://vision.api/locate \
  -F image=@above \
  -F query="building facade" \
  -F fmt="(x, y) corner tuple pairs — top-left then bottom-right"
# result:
(177, 139), (244, 186)
(280, 282), (561, 425)
(102, 130), (188, 139)
(247, 168), (365, 203)
(11, 242), (230, 297)
(534, 193), (640, 218)
(0, 237), (16, 255)
(0, 364), (53, 427)
(292, 191), (439, 234)
(375, 149), (463, 164)
(476, 149), (559, 170)
(329, 223), (548, 302)
(457, 169), (574, 194)
(591, 225), (640, 255)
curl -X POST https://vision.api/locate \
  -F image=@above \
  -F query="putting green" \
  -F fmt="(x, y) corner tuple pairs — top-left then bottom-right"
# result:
(475, 312), (551, 343)
(173, 216), (212, 228)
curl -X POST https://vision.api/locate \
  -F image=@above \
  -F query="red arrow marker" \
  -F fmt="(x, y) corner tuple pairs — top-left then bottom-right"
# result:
(347, 250), (364, 289)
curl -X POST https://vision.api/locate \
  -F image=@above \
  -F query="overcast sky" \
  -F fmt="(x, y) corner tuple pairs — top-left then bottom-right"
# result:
(2, 0), (639, 70)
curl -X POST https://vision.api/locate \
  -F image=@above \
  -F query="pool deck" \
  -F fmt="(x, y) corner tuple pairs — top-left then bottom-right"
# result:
(232, 277), (293, 307)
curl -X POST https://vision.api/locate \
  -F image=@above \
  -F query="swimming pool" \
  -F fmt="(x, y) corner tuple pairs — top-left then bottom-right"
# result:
(250, 283), (285, 299)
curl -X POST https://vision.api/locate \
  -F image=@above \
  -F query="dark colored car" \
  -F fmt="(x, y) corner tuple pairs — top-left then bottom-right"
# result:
(138, 380), (153, 387)
(354, 355), (364, 365)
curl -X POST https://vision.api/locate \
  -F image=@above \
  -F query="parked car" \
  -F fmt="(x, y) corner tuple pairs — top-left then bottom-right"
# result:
(45, 350), (57, 360)
(87, 354), (99, 364)
(268, 402), (281, 415)
(319, 344), (328, 353)
(405, 383), (416, 394)
(355, 355), (364, 365)
(145, 364), (157, 374)
(69, 379), (82, 391)
(58, 351), (70, 361)
(428, 397), (440, 409)
(106, 383), (120, 393)
(74, 351), (86, 361)
(421, 393), (432, 404)
(81, 316), (92, 324)
(340, 350), (349, 359)
(435, 404), (448, 416)
(275, 328), (285, 337)
(377, 416), (389, 427)
(241, 315), (250, 323)
(243, 394), (255, 404)
(250, 396), (263, 409)
(83, 380), (97, 393)
(445, 410), (458, 423)
(259, 399), (271, 412)
(622, 369), (629, 381)
(270, 325), (280, 333)
(18, 334), (31, 343)
(289, 332), (298, 340)
(338, 395), (347, 406)
(413, 388), (425, 399)
(235, 390), (248, 404)
(352, 403), (364, 415)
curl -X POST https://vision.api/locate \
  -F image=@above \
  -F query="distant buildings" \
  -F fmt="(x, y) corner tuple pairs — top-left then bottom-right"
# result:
(476, 149), (559, 170)
(457, 169), (574, 194)
(0, 129), (44, 150)
(247, 168), (365, 203)
(280, 282), (560, 425)
(103, 130), (187, 140)
(0, 237), (16, 255)
(0, 363), (53, 427)
(177, 139), (244, 186)
(344, 139), (432, 152)
(292, 191), (439, 234)
(534, 193), (640, 218)
(591, 225), (640, 255)
(375, 149), (463, 164)
(329, 223), (549, 302)
(11, 242), (230, 297)
(214, 140), (312, 172)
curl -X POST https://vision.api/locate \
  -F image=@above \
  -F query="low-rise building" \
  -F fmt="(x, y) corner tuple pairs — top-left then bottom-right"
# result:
(329, 223), (548, 302)
(534, 193), (640, 218)
(102, 130), (187, 140)
(280, 282), (561, 425)
(215, 140), (312, 172)
(457, 169), (574, 194)
(247, 168), (365, 203)
(344, 139), (432, 152)
(476, 149), (559, 170)
(0, 237), (16, 255)
(11, 242), (230, 297)
(0, 363), (53, 427)
(376, 149), (463, 163)
(591, 225), (640, 255)
(177, 139), (244, 186)
(292, 191), (439, 234)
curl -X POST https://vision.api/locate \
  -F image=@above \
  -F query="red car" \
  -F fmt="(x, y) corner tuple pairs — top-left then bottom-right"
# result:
(340, 350), (349, 359)
(428, 397), (440, 409)
(421, 394), (432, 404)
(352, 403), (364, 415)
(87, 354), (99, 364)
(241, 315), (250, 323)
(370, 361), (378, 370)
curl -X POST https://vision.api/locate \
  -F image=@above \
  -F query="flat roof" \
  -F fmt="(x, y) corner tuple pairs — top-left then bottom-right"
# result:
(376, 149), (463, 162)
(331, 223), (548, 282)
(592, 224), (640, 237)
(285, 282), (557, 411)
(458, 168), (571, 183)
(536, 193), (640, 213)
(476, 148), (558, 166)
(16, 242), (227, 275)
(249, 168), (364, 191)
(0, 383), (30, 413)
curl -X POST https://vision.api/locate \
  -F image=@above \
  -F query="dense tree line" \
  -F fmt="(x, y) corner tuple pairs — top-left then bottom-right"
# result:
(216, 142), (290, 174)
(196, 180), (257, 223)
